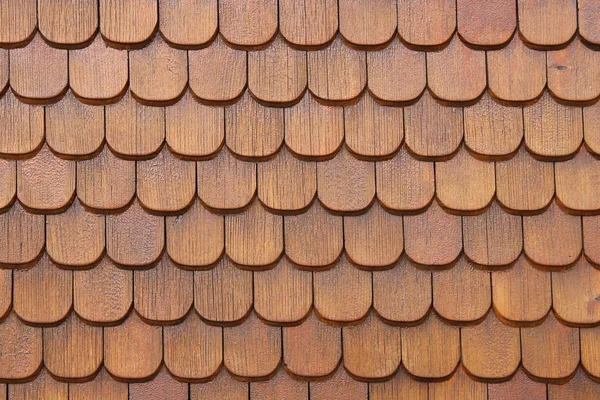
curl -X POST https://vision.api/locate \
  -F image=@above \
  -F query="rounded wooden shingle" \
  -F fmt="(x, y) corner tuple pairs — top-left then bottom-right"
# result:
(580, 328), (600, 379)
(0, 312), (42, 380)
(219, 0), (278, 48)
(278, 0), (338, 47)
(552, 258), (600, 325)
(517, 0), (577, 47)
(0, 90), (44, 157)
(38, 0), (98, 46)
(579, 0), (600, 45)
(159, 0), (217, 47)
(556, 147), (600, 213)
(397, 0), (455, 48)
(100, 0), (157, 46)
(338, 0), (397, 47)
(0, 202), (44, 266)
(456, 0), (516, 47)
(0, 0), (36, 45)
(548, 368), (600, 400)
(0, 159), (15, 210)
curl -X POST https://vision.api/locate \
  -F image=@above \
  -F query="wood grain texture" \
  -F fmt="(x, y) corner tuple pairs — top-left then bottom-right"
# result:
(9, 368), (67, 400)
(339, 0), (396, 47)
(456, 0), (516, 46)
(344, 93), (403, 158)
(74, 258), (132, 324)
(369, 368), (428, 400)
(105, 91), (165, 157)
(397, 0), (455, 47)
(432, 258), (491, 323)
(488, 369), (547, 400)
(77, 146), (136, 211)
(166, 91), (224, 158)
(429, 367), (487, 400)
(307, 37), (366, 103)
(197, 148), (256, 212)
(284, 201), (343, 268)
(191, 371), (248, 400)
(257, 147), (316, 212)
(13, 254), (72, 324)
(0, 268), (8, 319)
(310, 368), (367, 400)
(104, 312), (162, 380)
(284, 93), (344, 159)
(548, 38), (600, 102)
(69, 368), (128, 400)
(461, 311), (520, 379)
(45, 91), (104, 157)
(129, 35), (187, 104)
(435, 146), (495, 212)
(194, 258), (252, 323)
(278, 0), (338, 47)
(166, 199), (224, 267)
(463, 201), (523, 267)
(188, 35), (246, 103)
(463, 92), (523, 157)
(552, 258), (600, 325)
(225, 201), (283, 267)
(134, 255), (193, 323)
(0, 312), (42, 380)
(0, 202), (44, 266)
(219, 0), (277, 47)
(343, 313), (401, 379)
(404, 201), (462, 267)
(250, 371), (308, 399)
(376, 147), (435, 212)
(248, 35), (307, 105)
(548, 368), (600, 400)
(344, 202), (403, 268)
(100, 0), (157, 45)
(224, 312), (281, 379)
(0, 90), (44, 156)
(254, 258), (312, 324)
(129, 368), (187, 400)
(373, 257), (432, 323)
(367, 38), (426, 103)
(427, 37), (487, 102)
(137, 147), (196, 213)
(46, 199), (105, 267)
(401, 313), (460, 379)
(517, 0), (577, 47)
(0, 159), (15, 209)
(492, 257), (551, 323)
(283, 312), (341, 378)
(159, 0), (217, 46)
(487, 36), (546, 102)
(317, 147), (375, 213)
(404, 91), (463, 158)
(69, 35), (128, 102)
(43, 314), (102, 379)
(106, 200), (164, 267)
(521, 312), (579, 379)
(0, 0), (36, 45)
(495, 145), (554, 212)
(581, 327), (600, 378)
(584, 216), (600, 265)
(556, 147), (600, 212)
(524, 91), (583, 159)
(523, 201), (582, 267)
(38, 0), (97, 45)
(313, 255), (372, 323)
(584, 101), (600, 155)
(579, 0), (600, 45)
(17, 144), (75, 212)
(164, 313), (222, 380)
(225, 92), (284, 159)
(9, 34), (68, 102)
(0, 48), (6, 91)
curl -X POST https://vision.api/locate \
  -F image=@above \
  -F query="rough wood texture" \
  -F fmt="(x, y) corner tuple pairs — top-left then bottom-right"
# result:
(104, 312), (162, 380)
(556, 147), (600, 212)
(8, 368), (67, 400)
(429, 368), (487, 400)
(310, 368), (367, 400)
(69, 368), (128, 400)
(284, 201), (343, 268)
(248, 35), (307, 105)
(307, 37), (366, 103)
(492, 257), (552, 323)
(488, 369), (547, 400)
(163, 313), (222, 380)
(0, 0), (36, 45)
(254, 258), (312, 324)
(0, 90), (44, 156)
(548, 368), (600, 400)
(0, 159), (15, 209)
(373, 258), (432, 323)
(38, 0), (97, 45)
(129, 368), (188, 400)
(0, 312), (42, 380)
(404, 201), (462, 267)
(457, 0), (516, 46)
(552, 258), (600, 325)
(224, 312), (281, 379)
(159, 0), (217, 46)
(100, 0), (157, 45)
(43, 314), (102, 379)
(134, 255), (193, 322)
(339, 0), (397, 47)
(191, 372), (248, 400)
(0, 202), (44, 266)
(278, 0), (338, 47)
(583, 216), (600, 265)
(74, 258), (133, 324)
(548, 39), (600, 102)
(518, 0), (577, 46)
(579, 0), (600, 45)
(194, 258), (252, 323)
(313, 255), (372, 323)
(283, 312), (341, 378)
(581, 327), (600, 378)
(251, 371), (308, 399)
(219, 0), (277, 47)
(397, 0), (456, 47)
(370, 369), (428, 400)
